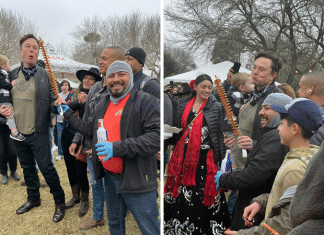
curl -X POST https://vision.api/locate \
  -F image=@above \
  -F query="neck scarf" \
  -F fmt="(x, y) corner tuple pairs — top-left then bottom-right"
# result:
(251, 83), (275, 106)
(107, 78), (134, 105)
(164, 97), (219, 206)
(21, 62), (37, 81)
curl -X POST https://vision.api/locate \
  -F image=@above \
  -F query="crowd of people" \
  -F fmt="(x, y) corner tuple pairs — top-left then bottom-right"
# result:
(163, 52), (324, 234)
(0, 33), (160, 235)
(1, 33), (324, 235)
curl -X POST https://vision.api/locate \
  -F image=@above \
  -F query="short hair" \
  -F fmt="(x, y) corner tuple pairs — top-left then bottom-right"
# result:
(277, 83), (296, 99)
(0, 55), (9, 67)
(106, 46), (125, 61)
(255, 52), (282, 75)
(231, 72), (251, 89)
(280, 113), (313, 140)
(301, 71), (324, 97)
(60, 80), (71, 90)
(181, 82), (189, 88)
(20, 34), (39, 48)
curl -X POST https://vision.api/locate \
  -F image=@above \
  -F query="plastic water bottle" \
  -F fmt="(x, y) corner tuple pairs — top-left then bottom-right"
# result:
(221, 149), (232, 173)
(97, 119), (107, 161)
(97, 119), (107, 142)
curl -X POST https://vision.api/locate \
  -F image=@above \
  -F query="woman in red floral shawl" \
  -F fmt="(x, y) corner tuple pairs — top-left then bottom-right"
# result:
(164, 74), (231, 235)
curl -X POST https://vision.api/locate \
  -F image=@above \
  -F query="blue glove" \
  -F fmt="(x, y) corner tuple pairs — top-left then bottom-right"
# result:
(214, 171), (224, 191)
(95, 142), (113, 162)
(57, 104), (69, 115)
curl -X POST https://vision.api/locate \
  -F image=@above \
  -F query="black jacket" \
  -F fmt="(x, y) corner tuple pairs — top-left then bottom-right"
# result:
(220, 124), (288, 230)
(133, 69), (160, 99)
(65, 87), (160, 194)
(175, 95), (226, 164)
(8, 65), (57, 133)
(309, 104), (324, 146)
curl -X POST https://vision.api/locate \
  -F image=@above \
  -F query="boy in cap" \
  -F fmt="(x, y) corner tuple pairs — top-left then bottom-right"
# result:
(125, 47), (160, 98)
(226, 98), (322, 235)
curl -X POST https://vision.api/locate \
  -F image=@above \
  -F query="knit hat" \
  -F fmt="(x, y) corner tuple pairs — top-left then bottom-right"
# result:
(106, 61), (134, 104)
(125, 47), (146, 65)
(271, 98), (323, 133)
(262, 93), (293, 108)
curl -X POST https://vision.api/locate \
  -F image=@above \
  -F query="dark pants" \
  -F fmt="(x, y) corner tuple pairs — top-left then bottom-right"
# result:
(0, 128), (18, 175)
(14, 132), (65, 204)
(61, 128), (89, 192)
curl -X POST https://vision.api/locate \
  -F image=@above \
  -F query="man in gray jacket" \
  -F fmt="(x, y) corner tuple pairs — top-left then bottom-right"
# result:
(60, 61), (160, 235)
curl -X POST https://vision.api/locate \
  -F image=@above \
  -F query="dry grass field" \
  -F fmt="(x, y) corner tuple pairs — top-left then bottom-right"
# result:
(0, 150), (161, 235)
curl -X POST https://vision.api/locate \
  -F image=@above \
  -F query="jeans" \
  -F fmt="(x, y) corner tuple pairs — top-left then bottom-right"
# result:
(56, 123), (64, 156)
(14, 132), (65, 204)
(103, 171), (160, 235)
(228, 190), (237, 218)
(87, 153), (105, 220)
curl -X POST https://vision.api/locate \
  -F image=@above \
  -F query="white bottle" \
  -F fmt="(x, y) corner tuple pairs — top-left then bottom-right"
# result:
(97, 119), (107, 142)
(221, 149), (231, 172)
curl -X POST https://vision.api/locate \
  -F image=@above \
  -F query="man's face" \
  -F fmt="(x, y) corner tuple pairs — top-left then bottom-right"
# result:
(20, 38), (39, 68)
(99, 49), (116, 76)
(251, 57), (277, 90)
(125, 55), (142, 74)
(106, 71), (130, 97)
(173, 87), (178, 94)
(297, 76), (311, 98)
(258, 105), (277, 128)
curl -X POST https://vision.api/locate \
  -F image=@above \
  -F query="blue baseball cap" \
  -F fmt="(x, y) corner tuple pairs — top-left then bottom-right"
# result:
(271, 98), (323, 133)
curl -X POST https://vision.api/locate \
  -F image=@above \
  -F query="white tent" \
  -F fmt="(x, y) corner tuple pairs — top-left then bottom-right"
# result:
(164, 61), (251, 86)
(11, 43), (98, 74)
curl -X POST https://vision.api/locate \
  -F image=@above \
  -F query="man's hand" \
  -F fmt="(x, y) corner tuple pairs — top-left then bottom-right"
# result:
(224, 230), (237, 235)
(0, 105), (12, 118)
(86, 149), (92, 159)
(243, 201), (261, 227)
(237, 136), (252, 150)
(224, 134), (236, 150)
(78, 92), (88, 104)
(96, 142), (113, 162)
(11, 80), (17, 86)
(240, 104), (246, 112)
(157, 151), (161, 161)
(69, 143), (78, 157)
(54, 97), (66, 107)
(226, 68), (234, 85)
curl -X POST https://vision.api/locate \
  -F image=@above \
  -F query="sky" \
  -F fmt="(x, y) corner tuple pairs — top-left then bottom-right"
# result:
(0, 0), (160, 48)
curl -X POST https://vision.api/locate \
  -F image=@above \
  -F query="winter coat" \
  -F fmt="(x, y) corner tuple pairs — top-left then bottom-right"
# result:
(175, 95), (226, 164)
(64, 87), (160, 194)
(309, 104), (324, 146)
(133, 69), (160, 99)
(0, 69), (13, 103)
(219, 117), (288, 230)
(236, 186), (296, 235)
(288, 142), (324, 234)
(8, 65), (57, 133)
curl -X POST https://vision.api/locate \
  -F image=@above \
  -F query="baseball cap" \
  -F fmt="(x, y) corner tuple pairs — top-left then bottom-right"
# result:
(271, 98), (323, 133)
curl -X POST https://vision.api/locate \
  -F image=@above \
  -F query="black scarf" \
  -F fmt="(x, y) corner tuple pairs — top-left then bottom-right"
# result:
(21, 62), (37, 81)
(251, 83), (275, 106)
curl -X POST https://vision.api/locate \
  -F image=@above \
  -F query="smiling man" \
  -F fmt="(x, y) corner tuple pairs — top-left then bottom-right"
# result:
(215, 93), (291, 231)
(61, 61), (160, 234)
(4, 34), (66, 223)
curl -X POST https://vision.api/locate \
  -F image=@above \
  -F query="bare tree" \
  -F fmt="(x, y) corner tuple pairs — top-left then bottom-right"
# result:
(70, 10), (161, 79)
(0, 8), (37, 64)
(165, 0), (324, 89)
(164, 43), (197, 78)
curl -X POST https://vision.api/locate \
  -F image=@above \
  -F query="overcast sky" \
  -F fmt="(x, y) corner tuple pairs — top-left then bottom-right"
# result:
(0, 0), (160, 48)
